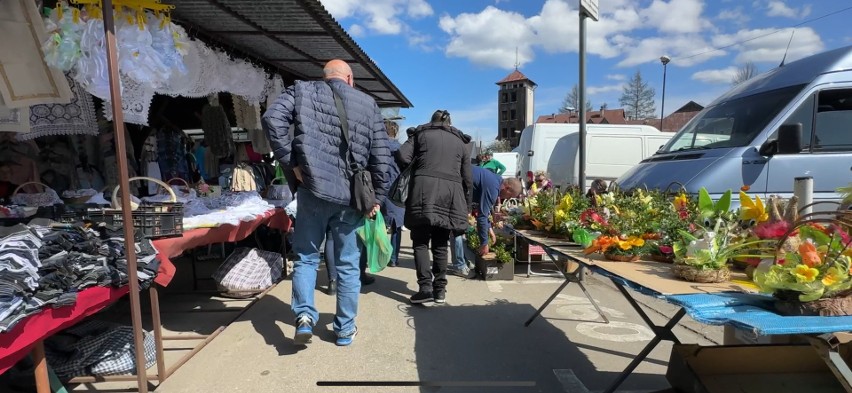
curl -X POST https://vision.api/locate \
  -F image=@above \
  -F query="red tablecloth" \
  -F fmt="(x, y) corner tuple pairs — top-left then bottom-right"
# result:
(152, 208), (290, 287)
(0, 286), (130, 374)
(0, 208), (290, 375)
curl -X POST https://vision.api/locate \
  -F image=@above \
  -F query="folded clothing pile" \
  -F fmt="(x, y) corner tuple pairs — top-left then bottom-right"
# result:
(45, 319), (156, 379)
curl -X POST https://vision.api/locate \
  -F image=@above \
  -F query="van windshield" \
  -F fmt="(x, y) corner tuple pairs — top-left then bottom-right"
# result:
(661, 84), (806, 153)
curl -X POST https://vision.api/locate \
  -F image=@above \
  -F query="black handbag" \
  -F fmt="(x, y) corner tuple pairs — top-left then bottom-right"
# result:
(328, 82), (376, 214)
(389, 163), (411, 207)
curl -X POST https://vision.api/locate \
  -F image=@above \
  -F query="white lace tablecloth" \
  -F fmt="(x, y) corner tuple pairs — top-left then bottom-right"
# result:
(143, 191), (274, 230)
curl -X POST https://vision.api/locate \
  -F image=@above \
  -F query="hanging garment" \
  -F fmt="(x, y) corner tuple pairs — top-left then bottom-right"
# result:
(201, 97), (233, 158)
(156, 128), (190, 182)
(203, 146), (220, 180)
(227, 164), (257, 192)
(194, 144), (207, 179)
(0, 0), (72, 108)
(144, 162), (162, 195)
(99, 123), (138, 191)
(0, 134), (40, 192)
(232, 95), (262, 130)
(19, 74), (99, 141)
(265, 75), (284, 109)
(248, 128), (271, 155)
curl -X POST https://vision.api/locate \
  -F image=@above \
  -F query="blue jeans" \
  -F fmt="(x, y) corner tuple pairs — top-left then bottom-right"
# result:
(291, 190), (363, 336)
(324, 232), (336, 281)
(450, 235), (467, 270)
(389, 224), (402, 265)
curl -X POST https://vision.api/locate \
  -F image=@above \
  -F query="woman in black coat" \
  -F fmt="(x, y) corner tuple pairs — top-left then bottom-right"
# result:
(396, 110), (472, 304)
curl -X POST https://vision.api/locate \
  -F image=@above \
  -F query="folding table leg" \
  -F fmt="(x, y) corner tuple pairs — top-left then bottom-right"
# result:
(602, 278), (686, 393)
(525, 278), (572, 327)
(808, 336), (852, 393)
(32, 340), (50, 393)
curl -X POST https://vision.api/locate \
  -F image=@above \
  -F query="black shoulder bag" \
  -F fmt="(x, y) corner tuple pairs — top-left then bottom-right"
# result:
(328, 83), (376, 214)
(389, 140), (414, 207)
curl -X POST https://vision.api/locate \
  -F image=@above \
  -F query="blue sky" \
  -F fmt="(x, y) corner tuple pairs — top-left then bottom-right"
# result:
(320, 0), (852, 142)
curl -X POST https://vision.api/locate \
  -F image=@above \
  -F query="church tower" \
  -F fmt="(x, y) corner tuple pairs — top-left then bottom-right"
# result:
(495, 66), (536, 147)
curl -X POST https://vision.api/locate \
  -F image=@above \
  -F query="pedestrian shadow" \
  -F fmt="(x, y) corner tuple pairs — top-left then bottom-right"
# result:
(405, 300), (669, 393)
(246, 294), (332, 356)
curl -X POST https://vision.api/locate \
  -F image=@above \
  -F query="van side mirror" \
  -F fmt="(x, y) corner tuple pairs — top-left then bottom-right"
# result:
(777, 123), (802, 154)
(758, 139), (778, 156)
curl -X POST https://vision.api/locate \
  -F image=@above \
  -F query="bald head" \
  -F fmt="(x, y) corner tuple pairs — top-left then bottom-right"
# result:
(323, 59), (353, 86)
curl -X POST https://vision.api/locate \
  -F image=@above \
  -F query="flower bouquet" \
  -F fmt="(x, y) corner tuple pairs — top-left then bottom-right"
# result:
(754, 219), (852, 316)
(584, 234), (648, 262)
(671, 214), (775, 283)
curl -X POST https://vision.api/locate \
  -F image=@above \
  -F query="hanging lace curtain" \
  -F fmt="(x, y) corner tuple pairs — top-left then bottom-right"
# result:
(18, 73), (99, 140)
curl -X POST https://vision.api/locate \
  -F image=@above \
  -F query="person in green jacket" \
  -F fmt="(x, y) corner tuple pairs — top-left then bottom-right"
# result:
(479, 151), (506, 175)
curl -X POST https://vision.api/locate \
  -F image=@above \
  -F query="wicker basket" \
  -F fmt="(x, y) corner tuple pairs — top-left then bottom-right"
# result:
(649, 254), (675, 263)
(166, 177), (193, 198)
(672, 264), (730, 283)
(111, 177), (177, 210)
(774, 290), (852, 317)
(11, 182), (62, 207)
(604, 253), (641, 262)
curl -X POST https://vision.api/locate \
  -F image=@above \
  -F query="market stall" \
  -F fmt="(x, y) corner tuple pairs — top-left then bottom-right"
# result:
(491, 180), (852, 393)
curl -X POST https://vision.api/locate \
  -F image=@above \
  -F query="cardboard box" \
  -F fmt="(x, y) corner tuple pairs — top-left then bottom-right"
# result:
(667, 344), (846, 393)
(722, 325), (802, 345)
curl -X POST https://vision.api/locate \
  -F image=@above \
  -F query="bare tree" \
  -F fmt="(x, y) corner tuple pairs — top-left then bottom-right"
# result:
(486, 139), (512, 153)
(559, 84), (593, 113)
(732, 62), (758, 86)
(619, 70), (656, 120)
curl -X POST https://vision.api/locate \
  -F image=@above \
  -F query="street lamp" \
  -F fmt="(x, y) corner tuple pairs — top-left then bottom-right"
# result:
(660, 55), (671, 132)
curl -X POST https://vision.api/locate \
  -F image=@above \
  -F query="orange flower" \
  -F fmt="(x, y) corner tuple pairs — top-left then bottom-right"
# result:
(798, 242), (822, 267)
(584, 236), (617, 255)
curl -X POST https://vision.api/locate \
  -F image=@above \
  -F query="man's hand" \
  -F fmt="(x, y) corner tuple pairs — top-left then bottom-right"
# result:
(293, 166), (304, 182)
(478, 244), (490, 256)
(368, 204), (380, 218)
(488, 228), (497, 245)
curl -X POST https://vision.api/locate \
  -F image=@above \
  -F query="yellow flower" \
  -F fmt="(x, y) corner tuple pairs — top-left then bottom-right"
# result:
(794, 264), (819, 283)
(739, 191), (769, 223)
(822, 267), (842, 286)
(673, 194), (688, 210)
(617, 236), (645, 250)
(558, 194), (573, 211)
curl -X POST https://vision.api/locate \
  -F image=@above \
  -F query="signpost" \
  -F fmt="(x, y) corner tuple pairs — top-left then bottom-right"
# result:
(577, 0), (598, 192)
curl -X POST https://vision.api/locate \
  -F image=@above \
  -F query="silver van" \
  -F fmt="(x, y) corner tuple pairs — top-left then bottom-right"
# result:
(617, 45), (852, 205)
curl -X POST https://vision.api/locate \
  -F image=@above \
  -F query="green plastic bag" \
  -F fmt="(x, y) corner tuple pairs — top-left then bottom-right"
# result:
(356, 211), (392, 273)
(571, 228), (597, 248)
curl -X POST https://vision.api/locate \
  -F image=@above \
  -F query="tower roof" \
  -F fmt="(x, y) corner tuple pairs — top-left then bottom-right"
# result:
(496, 69), (536, 86)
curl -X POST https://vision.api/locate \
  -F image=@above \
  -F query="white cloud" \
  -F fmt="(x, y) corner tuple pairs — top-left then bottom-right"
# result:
(348, 24), (366, 37)
(606, 74), (626, 81)
(640, 0), (712, 34)
(717, 7), (749, 25)
(712, 27), (824, 64)
(691, 66), (738, 84)
(321, 0), (433, 35)
(617, 35), (726, 68)
(766, 1), (811, 18)
(439, 0), (718, 69)
(439, 6), (536, 68)
(588, 84), (624, 95)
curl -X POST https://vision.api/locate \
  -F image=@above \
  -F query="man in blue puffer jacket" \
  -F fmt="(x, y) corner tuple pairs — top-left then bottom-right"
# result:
(262, 59), (391, 347)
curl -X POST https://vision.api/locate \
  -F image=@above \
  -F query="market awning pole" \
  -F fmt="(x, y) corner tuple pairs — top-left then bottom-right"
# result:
(101, 1), (149, 392)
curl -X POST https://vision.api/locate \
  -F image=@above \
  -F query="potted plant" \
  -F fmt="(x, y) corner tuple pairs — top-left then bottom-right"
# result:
(649, 192), (697, 263)
(465, 227), (515, 281)
(754, 220), (852, 316)
(671, 217), (774, 283)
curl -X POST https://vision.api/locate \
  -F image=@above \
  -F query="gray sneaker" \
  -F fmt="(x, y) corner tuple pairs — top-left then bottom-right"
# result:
(448, 267), (471, 278)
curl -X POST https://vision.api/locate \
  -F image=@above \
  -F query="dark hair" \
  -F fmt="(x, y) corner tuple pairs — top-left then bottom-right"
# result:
(430, 110), (451, 125)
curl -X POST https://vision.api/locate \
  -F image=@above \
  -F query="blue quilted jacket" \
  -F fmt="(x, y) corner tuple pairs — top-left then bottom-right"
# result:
(262, 79), (391, 206)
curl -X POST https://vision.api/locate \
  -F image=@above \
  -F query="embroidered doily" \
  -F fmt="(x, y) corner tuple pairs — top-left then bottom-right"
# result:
(18, 73), (98, 141)
(102, 73), (154, 126)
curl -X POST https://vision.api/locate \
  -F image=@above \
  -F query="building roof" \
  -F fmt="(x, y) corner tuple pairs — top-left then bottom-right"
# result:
(170, 0), (412, 108)
(536, 108), (627, 124)
(496, 69), (537, 86)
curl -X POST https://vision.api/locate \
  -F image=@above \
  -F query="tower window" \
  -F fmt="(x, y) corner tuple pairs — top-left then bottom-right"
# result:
(501, 110), (508, 121)
(510, 109), (516, 120)
(511, 92), (517, 102)
(502, 93), (508, 103)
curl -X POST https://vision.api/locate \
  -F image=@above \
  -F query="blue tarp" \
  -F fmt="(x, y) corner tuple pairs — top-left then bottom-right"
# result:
(667, 292), (852, 336)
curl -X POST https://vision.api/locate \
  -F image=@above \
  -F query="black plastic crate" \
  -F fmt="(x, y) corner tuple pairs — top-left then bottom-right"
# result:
(86, 203), (184, 239)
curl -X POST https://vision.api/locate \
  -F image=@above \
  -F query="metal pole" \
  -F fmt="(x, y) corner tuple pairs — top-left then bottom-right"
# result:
(578, 11), (587, 192)
(660, 63), (667, 131)
(794, 176), (814, 216)
(101, 2), (149, 392)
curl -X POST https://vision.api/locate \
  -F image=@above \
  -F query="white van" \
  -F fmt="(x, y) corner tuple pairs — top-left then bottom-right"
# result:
(490, 152), (519, 179)
(618, 45), (852, 205)
(515, 123), (672, 188)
